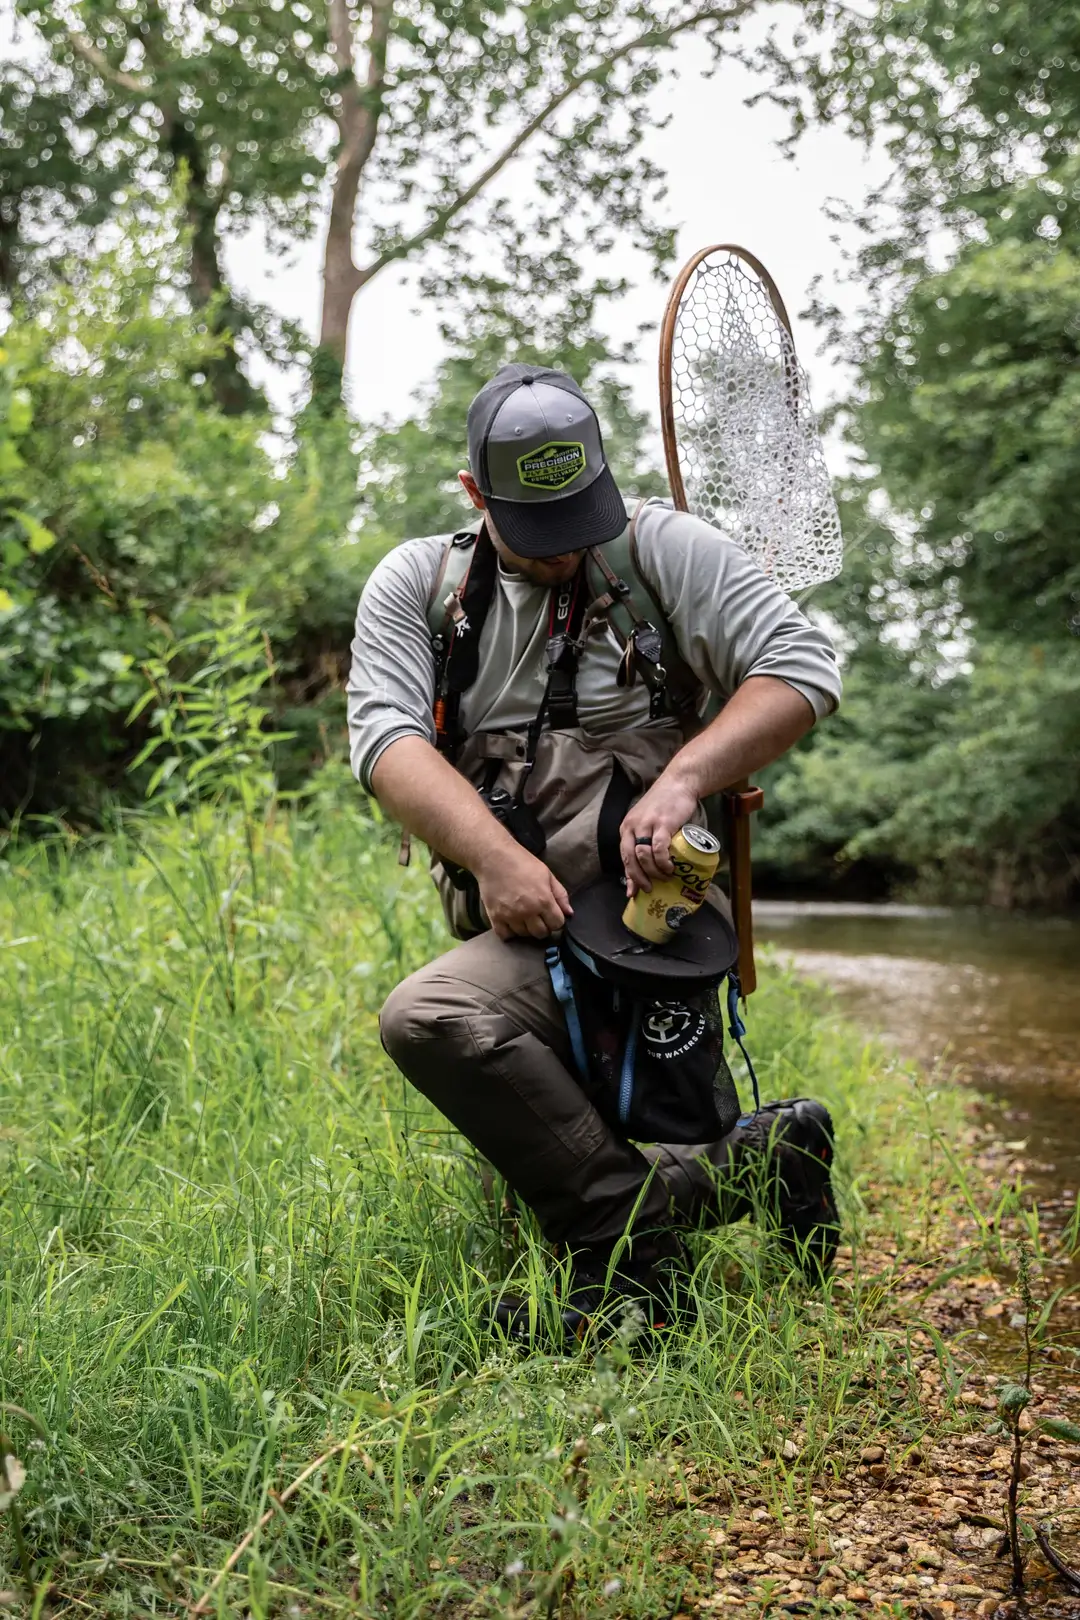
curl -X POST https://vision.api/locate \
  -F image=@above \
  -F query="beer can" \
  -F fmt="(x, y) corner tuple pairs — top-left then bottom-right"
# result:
(622, 824), (722, 944)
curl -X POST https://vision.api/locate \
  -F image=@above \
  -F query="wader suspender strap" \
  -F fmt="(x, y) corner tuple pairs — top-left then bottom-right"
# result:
(587, 501), (706, 725)
(588, 506), (670, 721)
(511, 566), (588, 818)
(533, 566), (587, 733)
(543, 570), (586, 730)
(433, 528), (498, 762)
(431, 502), (701, 752)
(432, 531), (588, 774)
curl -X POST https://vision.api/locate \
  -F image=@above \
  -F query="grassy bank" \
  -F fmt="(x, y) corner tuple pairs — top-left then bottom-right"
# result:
(1, 795), (1077, 1618)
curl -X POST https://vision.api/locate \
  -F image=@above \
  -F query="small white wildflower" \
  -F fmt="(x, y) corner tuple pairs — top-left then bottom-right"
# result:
(603, 1578), (623, 1597)
(504, 1558), (525, 1578)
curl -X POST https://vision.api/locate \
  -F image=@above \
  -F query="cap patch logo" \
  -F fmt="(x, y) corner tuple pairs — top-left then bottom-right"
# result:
(517, 440), (586, 491)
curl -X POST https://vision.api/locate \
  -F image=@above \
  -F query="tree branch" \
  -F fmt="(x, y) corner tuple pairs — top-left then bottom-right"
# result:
(330, 0), (393, 182)
(354, 0), (756, 287)
(67, 32), (149, 96)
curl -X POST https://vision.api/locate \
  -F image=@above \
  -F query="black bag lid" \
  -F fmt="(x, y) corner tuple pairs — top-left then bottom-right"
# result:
(563, 877), (739, 998)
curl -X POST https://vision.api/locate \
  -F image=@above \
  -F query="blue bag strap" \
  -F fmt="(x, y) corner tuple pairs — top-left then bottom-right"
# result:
(617, 1002), (641, 1125)
(726, 972), (762, 1116)
(545, 943), (590, 1081)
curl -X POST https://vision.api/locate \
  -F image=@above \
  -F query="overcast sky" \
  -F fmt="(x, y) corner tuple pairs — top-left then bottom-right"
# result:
(224, 16), (893, 458)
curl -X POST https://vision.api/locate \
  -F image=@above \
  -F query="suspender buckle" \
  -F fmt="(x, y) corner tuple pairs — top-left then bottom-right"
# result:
(631, 620), (664, 671)
(545, 632), (579, 675)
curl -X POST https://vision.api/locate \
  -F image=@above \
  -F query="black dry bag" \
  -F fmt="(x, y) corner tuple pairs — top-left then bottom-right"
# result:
(546, 877), (758, 1145)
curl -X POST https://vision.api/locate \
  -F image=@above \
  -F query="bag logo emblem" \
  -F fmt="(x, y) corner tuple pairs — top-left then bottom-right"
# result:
(517, 440), (586, 491)
(642, 1003), (706, 1061)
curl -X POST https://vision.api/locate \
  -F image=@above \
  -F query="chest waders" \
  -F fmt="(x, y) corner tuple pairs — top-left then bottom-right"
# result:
(421, 507), (763, 1126)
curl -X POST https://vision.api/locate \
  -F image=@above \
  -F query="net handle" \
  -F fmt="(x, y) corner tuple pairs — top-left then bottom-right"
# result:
(658, 242), (795, 510)
(657, 242), (793, 999)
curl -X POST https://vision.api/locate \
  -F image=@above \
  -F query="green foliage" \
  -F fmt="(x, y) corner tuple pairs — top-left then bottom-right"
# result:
(129, 601), (294, 810)
(0, 338), (56, 617)
(849, 236), (1080, 643)
(0, 57), (134, 297)
(763, 639), (1080, 907)
(1039, 1416), (1080, 1445)
(4, 0), (780, 402)
(0, 179), (666, 823)
(4, 0), (328, 276)
(748, 0), (1080, 905)
(997, 1383), (1032, 1417)
(756, 0), (1080, 276)
(0, 204), (362, 820)
(0, 798), (981, 1613)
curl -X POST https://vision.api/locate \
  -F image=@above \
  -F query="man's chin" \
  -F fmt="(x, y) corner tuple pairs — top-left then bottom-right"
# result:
(521, 554), (583, 584)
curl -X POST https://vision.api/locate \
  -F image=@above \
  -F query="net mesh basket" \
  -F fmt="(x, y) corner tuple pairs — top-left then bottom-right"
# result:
(664, 248), (843, 595)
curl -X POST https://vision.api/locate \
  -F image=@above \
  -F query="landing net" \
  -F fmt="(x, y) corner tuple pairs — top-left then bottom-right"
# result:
(659, 244), (843, 594)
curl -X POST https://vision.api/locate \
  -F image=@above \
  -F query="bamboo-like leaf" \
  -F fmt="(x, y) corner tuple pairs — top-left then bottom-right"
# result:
(10, 506), (55, 554)
(102, 1279), (188, 1374)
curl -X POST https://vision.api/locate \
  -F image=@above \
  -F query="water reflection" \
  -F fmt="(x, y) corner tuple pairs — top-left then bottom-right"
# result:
(754, 902), (1080, 1201)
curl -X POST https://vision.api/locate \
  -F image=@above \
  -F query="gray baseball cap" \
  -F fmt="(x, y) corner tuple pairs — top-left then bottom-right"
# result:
(466, 363), (627, 557)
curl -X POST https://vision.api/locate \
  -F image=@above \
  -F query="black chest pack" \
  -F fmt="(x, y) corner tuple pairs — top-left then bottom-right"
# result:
(423, 509), (763, 1143)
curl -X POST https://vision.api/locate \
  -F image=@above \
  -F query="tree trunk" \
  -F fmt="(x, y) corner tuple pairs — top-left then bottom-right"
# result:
(166, 116), (256, 415)
(314, 0), (393, 410)
(319, 207), (364, 371)
(0, 192), (19, 293)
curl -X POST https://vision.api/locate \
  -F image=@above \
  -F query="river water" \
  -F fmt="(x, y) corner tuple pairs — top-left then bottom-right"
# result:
(754, 902), (1080, 1217)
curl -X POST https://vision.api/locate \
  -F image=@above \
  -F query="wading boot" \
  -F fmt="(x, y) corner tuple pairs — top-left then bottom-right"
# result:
(719, 1098), (839, 1279)
(492, 1227), (692, 1351)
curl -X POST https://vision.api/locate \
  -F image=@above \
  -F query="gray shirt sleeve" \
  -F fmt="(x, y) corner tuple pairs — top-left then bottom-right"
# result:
(346, 535), (447, 790)
(633, 502), (842, 718)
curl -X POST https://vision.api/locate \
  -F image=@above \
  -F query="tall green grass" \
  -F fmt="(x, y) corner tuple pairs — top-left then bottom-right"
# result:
(0, 788), (980, 1617)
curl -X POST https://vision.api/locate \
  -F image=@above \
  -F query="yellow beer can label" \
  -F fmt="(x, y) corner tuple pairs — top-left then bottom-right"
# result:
(622, 824), (722, 944)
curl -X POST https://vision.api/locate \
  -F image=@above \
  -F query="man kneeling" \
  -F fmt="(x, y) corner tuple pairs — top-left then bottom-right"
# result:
(348, 364), (842, 1343)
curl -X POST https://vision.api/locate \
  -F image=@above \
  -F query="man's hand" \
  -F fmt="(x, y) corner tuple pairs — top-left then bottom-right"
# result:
(619, 768), (698, 897)
(476, 844), (573, 941)
(372, 738), (572, 940)
(618, 676), (818, 897)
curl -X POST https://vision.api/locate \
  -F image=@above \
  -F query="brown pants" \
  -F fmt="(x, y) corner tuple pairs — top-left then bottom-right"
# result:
(380, 929), (750, 1248)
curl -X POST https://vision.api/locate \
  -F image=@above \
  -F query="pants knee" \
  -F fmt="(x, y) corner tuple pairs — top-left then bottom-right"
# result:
(379, 963), (463, 1071)
(379, 976), (422, 1067)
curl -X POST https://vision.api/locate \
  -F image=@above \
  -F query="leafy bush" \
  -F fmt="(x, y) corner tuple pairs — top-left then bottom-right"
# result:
(0, 214), (362, 820)
(761, 643), (1080, 907)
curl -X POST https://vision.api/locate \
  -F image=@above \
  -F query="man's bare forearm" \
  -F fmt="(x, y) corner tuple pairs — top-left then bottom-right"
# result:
(667, 675), (816, 799)
(370, 734), (518, 874)
(618, 676), (817, 892)
(371, 735), (573, 938)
